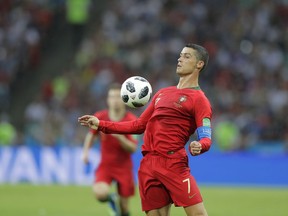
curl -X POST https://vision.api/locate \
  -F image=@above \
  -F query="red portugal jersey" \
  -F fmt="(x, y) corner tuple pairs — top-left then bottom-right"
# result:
(91, 110), (138, 168)
(99, 86), (212, 158)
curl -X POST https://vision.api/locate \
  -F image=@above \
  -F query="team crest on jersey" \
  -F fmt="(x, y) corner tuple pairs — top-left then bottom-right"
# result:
(174, 95), (187, 108)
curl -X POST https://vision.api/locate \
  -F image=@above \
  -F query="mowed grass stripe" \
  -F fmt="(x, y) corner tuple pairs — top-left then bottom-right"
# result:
(0, 184), (287, 216)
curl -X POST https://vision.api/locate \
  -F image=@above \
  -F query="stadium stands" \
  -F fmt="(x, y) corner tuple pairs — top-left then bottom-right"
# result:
(1, 0), (288, 152)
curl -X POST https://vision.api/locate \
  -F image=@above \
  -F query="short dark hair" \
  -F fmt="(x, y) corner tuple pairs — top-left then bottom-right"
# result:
(185, 43), (209, 72)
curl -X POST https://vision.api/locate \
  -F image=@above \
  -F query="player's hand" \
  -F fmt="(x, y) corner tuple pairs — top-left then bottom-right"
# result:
(190, 141), (202, 156)
(82, 152), (89, 164)
(78, 115), (99, 130)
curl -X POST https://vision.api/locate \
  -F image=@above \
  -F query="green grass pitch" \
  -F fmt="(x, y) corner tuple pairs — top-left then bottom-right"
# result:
(0, 184), (287, 216)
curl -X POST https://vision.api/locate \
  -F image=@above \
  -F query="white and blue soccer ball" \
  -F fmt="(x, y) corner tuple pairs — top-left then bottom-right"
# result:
(121, 76), (152, 108)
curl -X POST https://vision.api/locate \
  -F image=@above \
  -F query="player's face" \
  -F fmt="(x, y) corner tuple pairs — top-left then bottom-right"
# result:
(176, 47), (203, 75)
(107, 89), (125, 111)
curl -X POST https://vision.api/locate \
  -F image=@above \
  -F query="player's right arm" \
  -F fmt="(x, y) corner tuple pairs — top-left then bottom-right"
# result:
(78, 94), (157, 134)
(78, 108), (151, 134)
(78, 115), (100, 130)
(82, 131), (97, 164)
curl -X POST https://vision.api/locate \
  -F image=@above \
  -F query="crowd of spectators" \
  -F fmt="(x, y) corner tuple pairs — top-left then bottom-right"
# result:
(3, 0), (288, 152)
(0, 0), (58, 111)
(0, 0), (63, 146)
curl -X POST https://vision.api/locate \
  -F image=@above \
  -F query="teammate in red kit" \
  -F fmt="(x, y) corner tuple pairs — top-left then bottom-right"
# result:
(79, 44), (212, 216)
(81, 83), (138, 216)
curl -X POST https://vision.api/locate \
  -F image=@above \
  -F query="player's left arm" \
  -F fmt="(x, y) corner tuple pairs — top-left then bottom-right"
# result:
(111, 134), (138, 153)
(110, 112), (138, 153)
(190, 95), (212, 156)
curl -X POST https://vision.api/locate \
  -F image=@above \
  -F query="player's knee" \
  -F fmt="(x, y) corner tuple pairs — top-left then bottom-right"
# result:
(94, 190), (109, 202)
(192, 209), (208, 216)
(93, 183), (110, 201)
(184, 203), (208, 216)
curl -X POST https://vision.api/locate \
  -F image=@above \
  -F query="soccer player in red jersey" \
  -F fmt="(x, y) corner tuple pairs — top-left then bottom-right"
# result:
(82, 83), (138, 216)
(79, 44), (212, 216)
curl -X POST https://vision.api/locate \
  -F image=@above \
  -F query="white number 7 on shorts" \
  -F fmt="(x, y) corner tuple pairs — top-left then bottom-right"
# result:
(182, 178), (191, 194)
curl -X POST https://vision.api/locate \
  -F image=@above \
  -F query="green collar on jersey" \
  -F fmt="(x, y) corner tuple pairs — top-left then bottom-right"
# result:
(189, 86), (201, 90)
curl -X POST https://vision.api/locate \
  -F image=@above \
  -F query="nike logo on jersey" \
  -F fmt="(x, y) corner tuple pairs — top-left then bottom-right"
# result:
(189, 193), (197, 199)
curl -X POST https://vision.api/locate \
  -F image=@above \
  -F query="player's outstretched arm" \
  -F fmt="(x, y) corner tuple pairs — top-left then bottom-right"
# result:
(78, 115), (99, 130)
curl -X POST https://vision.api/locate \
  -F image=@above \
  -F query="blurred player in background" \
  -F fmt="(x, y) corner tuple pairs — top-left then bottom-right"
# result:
(79, 44), (212, 216)
(82, 83), (138, 216)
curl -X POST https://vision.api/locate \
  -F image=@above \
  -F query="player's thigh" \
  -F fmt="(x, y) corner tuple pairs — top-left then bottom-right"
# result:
(115, 170), (135, 197)
(145, 204), (171, 216)
(184, 202), (208, 216)
(138, 156), (172, 211)
(138, 172), (172, 211)
(95, 165), (114, 184)
(163, 158), (203, 207)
